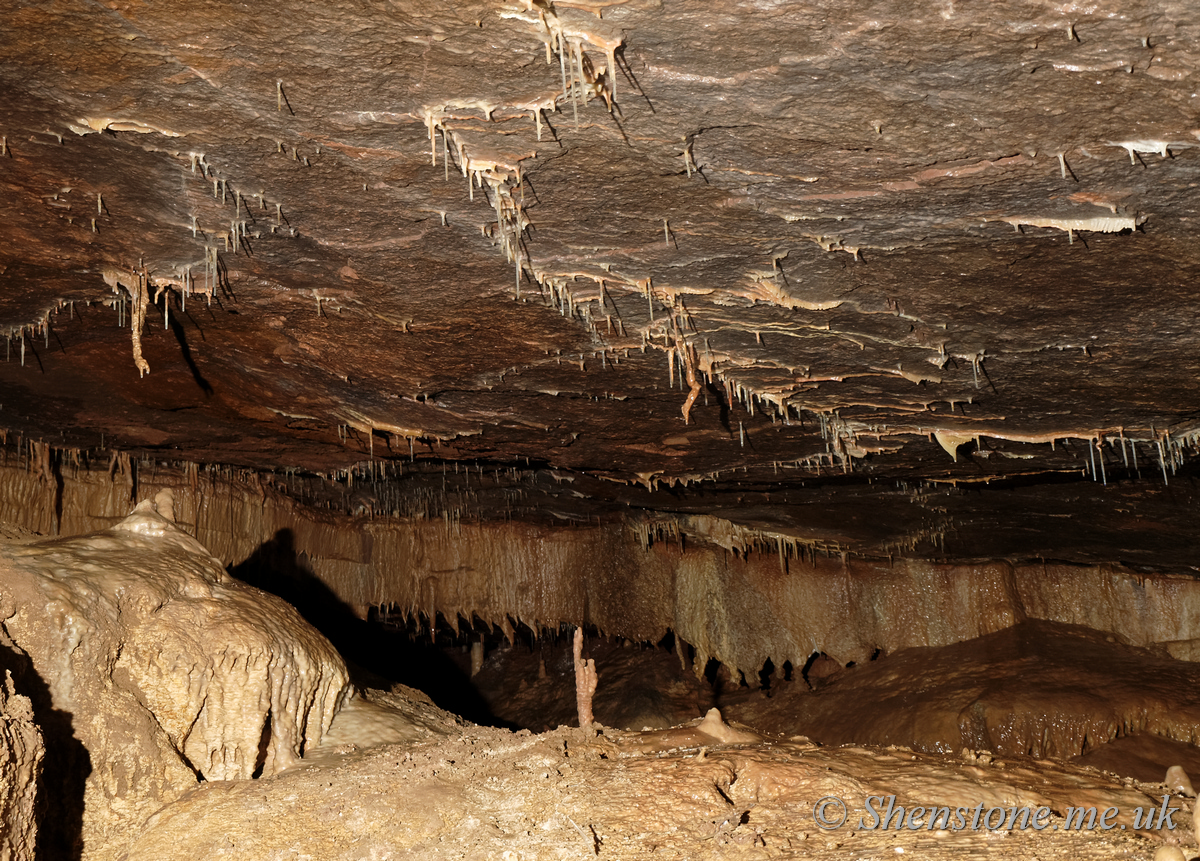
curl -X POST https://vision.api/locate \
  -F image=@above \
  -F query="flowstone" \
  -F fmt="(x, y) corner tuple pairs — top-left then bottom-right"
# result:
(0, 490), (350, 859)
(0, 668), (43, 861)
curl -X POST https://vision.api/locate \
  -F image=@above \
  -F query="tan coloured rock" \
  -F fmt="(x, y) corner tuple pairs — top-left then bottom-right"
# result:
(11, 459), (1200, 686)
(0, 670), (43, 861)
(695, 708), (760, 745)
(1166, 765), (1195, 797)
(729, 621), (1200, 761)
(0, 490), (350, 859)
(123, 721), (1175, 860)
(573, 626), (598, 729)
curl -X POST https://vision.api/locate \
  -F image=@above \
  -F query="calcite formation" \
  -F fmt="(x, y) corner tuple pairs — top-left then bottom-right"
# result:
(121, 720), (1186, 859)
(728, 620), (1200, 759)
(0, 669), (43, 861)
(0, 491), (349, 859)
(0, 0), (1199, 702)
(0, 0), (1198, 498)
(4, 2), (1200, 856)
(5, 456), (1200, 684)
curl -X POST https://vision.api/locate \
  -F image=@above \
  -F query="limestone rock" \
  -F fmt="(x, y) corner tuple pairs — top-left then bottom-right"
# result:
(1166, 764), (1195, 797)
(0, 669), (43, 861)
(123, 722), (1172, 859)
(695, 708), (760, 745)
(2, 0), (1200, 526)
(0, 492), (350, 859)
(730, 620), (1200, 760)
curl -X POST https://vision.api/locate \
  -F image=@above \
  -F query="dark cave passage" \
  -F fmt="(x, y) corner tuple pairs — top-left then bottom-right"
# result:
(227, 537), (1200, 792)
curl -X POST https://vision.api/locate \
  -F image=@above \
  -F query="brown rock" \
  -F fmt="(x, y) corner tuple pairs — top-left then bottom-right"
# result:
(0, 670), (43, 861)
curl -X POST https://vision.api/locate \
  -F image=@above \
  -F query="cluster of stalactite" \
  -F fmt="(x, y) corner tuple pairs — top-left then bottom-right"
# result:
(2, 446), (1200, 688)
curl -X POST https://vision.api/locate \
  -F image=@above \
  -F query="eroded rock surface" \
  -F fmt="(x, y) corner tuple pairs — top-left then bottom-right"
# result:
(727, 620), (1200, 761)
(8, 458), (1200, 686)
(122, 721), (1186, 860)
(0, 491), (349, 859)
(1, 0), (1199, 501)
(3, 1), (1200, 852)
(0, 669), (43, 861)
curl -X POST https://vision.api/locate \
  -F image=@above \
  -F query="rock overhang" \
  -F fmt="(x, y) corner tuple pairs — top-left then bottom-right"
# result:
(0, 0), (1199, 566)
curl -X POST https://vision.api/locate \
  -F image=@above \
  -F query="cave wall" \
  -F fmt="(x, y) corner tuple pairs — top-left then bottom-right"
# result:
(3, 456), (1199, 680)
(0, 668), (42, 861)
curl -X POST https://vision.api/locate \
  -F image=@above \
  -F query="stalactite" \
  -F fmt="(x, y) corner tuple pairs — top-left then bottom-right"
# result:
(129, 273), (151, 377)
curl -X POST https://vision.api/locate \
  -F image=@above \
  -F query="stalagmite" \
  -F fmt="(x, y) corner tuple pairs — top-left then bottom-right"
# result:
(0, 490), (350, 857)
(573, 627), (597, 729)
(1166, 764), (1195, 796)
(470, 639), (484, 677)
(6, 6), (1200, 855)
(695, 708), (760, 744)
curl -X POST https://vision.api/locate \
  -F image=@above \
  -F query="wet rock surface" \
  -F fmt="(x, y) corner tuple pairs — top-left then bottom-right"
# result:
(0, 490), (1196, 859)
(5, 2), (1200, 856)
(7, 456), (1200, 683)
(0, 0), (1199, 560)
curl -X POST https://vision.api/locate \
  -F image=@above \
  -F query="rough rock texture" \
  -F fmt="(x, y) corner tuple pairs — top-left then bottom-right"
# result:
(121, 721), (1187, 859)
(305, 684), (464, 765)
(0, 0), (1199, 556)
(5, 4), (1200, 851)
(4, 0), (1200, 712)
(725, 621), (1200, 760)
(0, 492), (350, 860)
(0, 669), (43, 861)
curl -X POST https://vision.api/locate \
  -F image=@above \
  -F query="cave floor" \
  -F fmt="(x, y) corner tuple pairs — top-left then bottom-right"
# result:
(124, 703), (1178, 859)
(2, 496), (1194, 860)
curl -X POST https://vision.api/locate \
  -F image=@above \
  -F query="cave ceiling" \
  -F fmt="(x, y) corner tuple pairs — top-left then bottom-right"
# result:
(3, 0), (1200, 565)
